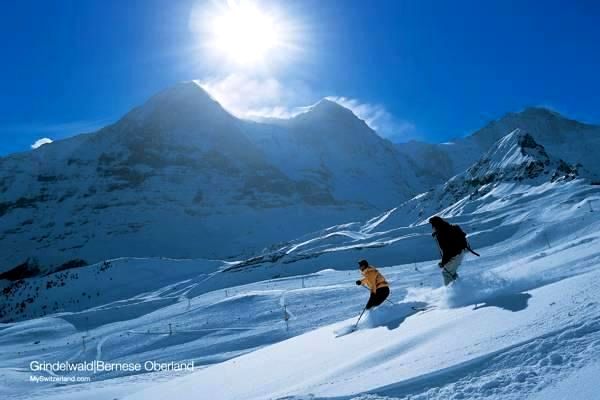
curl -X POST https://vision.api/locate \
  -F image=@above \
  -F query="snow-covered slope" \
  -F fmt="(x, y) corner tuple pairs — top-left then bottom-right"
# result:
(2, 85), (598, 275)
(2, 170), (600, 399)
(243, 99), (421, 208)
(127, 270), (600, 400)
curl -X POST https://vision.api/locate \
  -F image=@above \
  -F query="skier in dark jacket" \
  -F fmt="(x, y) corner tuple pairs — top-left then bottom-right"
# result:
(355, 259), (390, 309)
(429, 216), (477, 285)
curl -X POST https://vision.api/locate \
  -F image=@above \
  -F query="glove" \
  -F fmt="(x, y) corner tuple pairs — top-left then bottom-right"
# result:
(355, 280), (362, 286)
(438, 262), (443, 268)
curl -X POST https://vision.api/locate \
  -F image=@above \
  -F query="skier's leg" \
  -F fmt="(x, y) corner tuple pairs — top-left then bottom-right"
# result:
(365, 293), (376, 309)
(368, 287), (390, 308)
(442, 269), (453, 286)
(378, 287), (390, 305)
(442, 253), (464, 285)
(449, 252), (464, 278)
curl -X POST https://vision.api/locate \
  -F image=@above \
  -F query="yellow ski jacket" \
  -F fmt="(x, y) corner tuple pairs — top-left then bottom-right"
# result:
(360, 266), (389, 294)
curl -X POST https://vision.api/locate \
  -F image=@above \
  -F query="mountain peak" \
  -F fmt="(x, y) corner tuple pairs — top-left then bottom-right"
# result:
(162, 80), (212, 96)
(101, 80), (252, 154)
(313, 98), (347, 110)
(438, 128), (578, 205)
(120, 80), (233, 128)
(145, 81), (224, 112)
(299, 98), (357, 119)
(288, 98), (374, 137)
(489, 128), (549, 165)
(461, 128), (580, 187)
(520, 106), (561, 117)
(470, 105), (590, 150)
(470, 128), (549, 175)
(500, 106), (575, 125)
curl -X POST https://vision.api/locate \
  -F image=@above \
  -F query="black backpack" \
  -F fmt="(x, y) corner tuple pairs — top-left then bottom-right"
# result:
(451, 224), (480, 257)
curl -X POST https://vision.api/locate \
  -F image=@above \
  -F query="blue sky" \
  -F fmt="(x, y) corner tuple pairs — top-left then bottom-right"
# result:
(1, 0), (599, 155)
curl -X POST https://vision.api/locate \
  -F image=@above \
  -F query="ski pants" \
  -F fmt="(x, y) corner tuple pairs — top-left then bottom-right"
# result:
(442, 251), (464, 286)
(366, 286), (390, 309)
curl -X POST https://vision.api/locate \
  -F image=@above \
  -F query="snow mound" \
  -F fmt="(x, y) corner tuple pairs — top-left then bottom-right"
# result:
(316, 268), (337, 274)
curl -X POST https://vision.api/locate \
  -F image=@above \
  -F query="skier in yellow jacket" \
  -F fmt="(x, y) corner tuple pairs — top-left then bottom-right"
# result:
(355, 259), (390, 309)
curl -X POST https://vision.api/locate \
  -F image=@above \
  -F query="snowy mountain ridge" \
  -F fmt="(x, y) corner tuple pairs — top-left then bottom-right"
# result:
(0, 82), (421, 274)
(396, 107), (600, 186)
(459, 128), (578, 187)
(0, 81), (599, 280)
(0, 125), (593, 323)
(376, 128), (583, 227)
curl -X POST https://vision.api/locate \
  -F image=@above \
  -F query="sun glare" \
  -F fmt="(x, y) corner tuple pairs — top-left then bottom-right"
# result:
(207, 2), (284, 66)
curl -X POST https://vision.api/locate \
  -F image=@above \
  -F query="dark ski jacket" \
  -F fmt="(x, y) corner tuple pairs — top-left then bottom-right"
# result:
(433, 223), (468, 266)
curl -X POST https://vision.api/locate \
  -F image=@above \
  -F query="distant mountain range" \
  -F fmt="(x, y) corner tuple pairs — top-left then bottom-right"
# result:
(395, 106), (600, 185)
(1, 81), (599, 274)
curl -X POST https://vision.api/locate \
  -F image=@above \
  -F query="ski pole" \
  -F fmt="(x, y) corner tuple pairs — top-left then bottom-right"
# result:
(354, 306), (367, 330)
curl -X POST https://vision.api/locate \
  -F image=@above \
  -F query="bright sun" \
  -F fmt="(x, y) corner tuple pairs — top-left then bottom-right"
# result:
(207, 2), (283, 66)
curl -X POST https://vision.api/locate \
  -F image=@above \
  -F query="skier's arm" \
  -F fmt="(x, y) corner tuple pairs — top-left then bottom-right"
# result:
(435, 232), (451, 266)
(362, 273), (378, 294)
